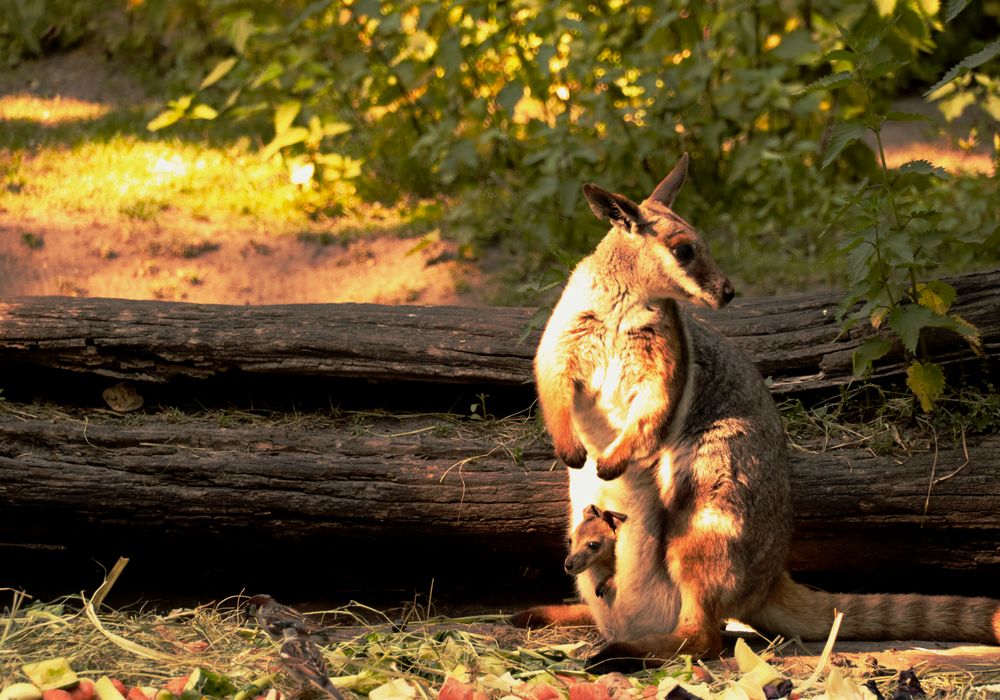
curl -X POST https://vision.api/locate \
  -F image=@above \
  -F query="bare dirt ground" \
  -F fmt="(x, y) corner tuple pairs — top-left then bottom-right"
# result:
(0, 209), (488, 305)
(0, 46), (491, 306)
(2, 46), (992, 308)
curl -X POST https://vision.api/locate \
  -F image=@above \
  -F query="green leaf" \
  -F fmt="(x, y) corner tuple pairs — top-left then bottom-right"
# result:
(250, 61), (285, 89)
(147, 109), (184, 132)
(229, 13), (254, 54)
(887, 305), (954, 353)
(844, 232), (875, 285)
(915, 280), (956, 314)
(853, 337), (892, 377)
(925, 38), (1000, 96)
(868, 59), (909, 79)
(875, 0), (897, 16)
(437, 36), (463, 73)
(260, 126), (309, 160)
(199, 57), (238, 90)
(324, 121), (352, 138)
(274, 101), (301, 135)
(769, 29), (818, 62)
(823, 121), (867, 169)
(945, 0), (971, 21)
(189, 104), (218, 120)
(949, 313), (983, 355)
(822, 49), (856, 63)
(894, 159), (949, 179)
(906, 361), (945, 412)
(497, 80), (524, 116)
(803, 71), (854, 92)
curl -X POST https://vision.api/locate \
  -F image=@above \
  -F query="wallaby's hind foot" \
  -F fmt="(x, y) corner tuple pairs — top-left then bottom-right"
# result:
(584, 643), (659, 674)
(508, 603), (594, 629)
(587, 625), (722, 672)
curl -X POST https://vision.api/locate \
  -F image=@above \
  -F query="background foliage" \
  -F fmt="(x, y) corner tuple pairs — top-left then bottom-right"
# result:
(2, 0), (998, 407)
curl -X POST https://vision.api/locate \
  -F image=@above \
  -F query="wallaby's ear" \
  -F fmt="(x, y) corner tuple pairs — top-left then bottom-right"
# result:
(644, 152), (689, 208)
(583, 504), (602, 521)
(582, 184), (645, 231)
(603, 510), (628, 531)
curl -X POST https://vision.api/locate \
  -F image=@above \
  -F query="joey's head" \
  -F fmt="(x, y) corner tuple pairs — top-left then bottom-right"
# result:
(582, 153), (734, 309)
(564, 504), (627, 575)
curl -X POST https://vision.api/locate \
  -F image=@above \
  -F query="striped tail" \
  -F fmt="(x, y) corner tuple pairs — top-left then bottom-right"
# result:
(747, 572), (1000, 644)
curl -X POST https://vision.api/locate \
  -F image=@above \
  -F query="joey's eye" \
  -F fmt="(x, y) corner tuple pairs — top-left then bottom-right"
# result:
(672, 243), (694, 264)
(587, 541), (601, 551)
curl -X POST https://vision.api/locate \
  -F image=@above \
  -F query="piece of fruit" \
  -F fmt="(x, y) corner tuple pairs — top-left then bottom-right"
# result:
(733, 638), (782, 687)
(70, 680), (95, 700)
(1, 684), (43, 700)
(22, 660), (78, 691)
(125, 688), (149, 700)
(42, 690), (73, 700)
(161, 678), (187, 698)
(567, 683), (610, 700)
(183, 670), (235, 698)
(93, 678), (125, 700)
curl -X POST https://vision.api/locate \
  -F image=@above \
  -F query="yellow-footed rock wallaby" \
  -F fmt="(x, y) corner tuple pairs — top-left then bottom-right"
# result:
(565, 504), (628, 600)
(516, 153), (1000, 671)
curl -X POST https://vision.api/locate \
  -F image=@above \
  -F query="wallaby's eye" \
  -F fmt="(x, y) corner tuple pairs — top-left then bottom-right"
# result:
(587, 541), (601, 551)
(672, 243), (694, 264)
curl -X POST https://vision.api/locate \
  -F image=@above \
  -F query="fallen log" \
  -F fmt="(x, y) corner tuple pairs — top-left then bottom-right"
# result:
(1, 411), (996, 595)
(0, 269), (996, 396)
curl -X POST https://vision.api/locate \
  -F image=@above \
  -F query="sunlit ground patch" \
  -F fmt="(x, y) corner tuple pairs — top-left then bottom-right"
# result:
(0, 94), (111, 124)
(882, 142), (995, 177)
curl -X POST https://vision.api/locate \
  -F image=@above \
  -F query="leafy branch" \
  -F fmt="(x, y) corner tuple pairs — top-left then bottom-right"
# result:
(813, 17), (992, 412)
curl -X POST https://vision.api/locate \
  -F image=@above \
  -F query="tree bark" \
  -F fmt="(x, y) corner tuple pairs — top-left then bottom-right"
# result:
(0, 269), (996, 396)
(1, 412), (996, 583)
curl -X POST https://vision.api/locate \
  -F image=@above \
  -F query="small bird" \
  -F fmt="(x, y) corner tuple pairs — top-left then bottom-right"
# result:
(247, 594), (325, 640)
(279, 629), (345, 700)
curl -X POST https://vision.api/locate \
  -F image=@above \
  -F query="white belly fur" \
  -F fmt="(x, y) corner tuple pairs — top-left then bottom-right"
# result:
(567, 454), (680, 640)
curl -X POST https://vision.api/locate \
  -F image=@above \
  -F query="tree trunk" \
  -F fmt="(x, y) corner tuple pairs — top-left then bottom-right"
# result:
(0, 269), (996, 396)
(2, 412), (996, 588)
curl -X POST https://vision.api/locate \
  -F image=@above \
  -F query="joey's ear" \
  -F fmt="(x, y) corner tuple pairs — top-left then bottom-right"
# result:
(603, 510), (628, 531)
(582, 184), (645, 231)
(584, 504), (602, 521)
(644, 152), (689, 208)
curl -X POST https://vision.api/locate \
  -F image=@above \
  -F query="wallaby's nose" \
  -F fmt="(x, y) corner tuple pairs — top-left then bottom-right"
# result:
(722, 280), (735, 305)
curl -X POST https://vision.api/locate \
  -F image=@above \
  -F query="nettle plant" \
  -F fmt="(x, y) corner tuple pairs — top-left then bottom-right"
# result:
(815, 17), (996, 412)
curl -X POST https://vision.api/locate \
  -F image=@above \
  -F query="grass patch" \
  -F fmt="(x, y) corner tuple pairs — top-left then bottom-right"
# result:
(780, 382), (1000, 454)
(0, 86), (445, 247)
(4, 572), (999, 700)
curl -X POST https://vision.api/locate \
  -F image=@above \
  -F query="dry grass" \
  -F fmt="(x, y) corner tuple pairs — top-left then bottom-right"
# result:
(3, 563), (1000, 699)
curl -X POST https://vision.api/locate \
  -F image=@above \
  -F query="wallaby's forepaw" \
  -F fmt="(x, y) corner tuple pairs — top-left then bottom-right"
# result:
(595, 579), (615, 599)
(596, 455), (628, 480)
(557, 442), (588, 469)
(584, 643), (657, 674)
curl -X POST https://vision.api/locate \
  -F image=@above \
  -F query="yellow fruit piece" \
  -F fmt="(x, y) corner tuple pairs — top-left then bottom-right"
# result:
(21, 659), (78, 691)
(1, 683), (43, 700)
(94, 678), (125, 700)
(733, 638), (782, 689)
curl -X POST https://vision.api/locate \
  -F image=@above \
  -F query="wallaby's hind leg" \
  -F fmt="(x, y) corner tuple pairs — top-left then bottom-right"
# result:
(508, 603), (594, 629)
(585, 578), (723, 672)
